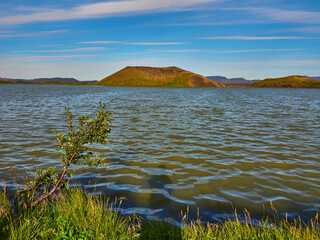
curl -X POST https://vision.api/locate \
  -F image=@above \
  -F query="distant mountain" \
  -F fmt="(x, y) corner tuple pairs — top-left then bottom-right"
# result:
(81, 80), (98, 83)
(97, 66), (225, 87)
(0, 77), (97, 84)
(249, 75), (320, 88)
(301, 76), (320, 81)
(29, 77), (79, 83)
(1, 77), (28, 82)
(206, 76), (259, 85)
(206, 76), (228, 80)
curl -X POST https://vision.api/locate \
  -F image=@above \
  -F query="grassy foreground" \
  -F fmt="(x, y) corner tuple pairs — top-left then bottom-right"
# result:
(1, 188), (319, 240)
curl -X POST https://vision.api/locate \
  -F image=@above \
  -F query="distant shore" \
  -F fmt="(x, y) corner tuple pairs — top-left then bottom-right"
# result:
(2, 66), (320, 88)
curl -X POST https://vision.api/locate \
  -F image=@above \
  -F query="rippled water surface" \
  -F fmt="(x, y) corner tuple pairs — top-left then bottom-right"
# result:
(0, 84), (319, 221)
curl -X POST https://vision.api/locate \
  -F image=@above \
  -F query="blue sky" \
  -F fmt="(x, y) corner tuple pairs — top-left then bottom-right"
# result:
(0, 0), (319, 80)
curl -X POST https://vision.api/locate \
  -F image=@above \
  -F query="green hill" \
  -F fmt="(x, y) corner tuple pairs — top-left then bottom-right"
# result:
(96, 66), (225, 87)
(0, 78), (14, 84)
(249, 75), (320, 88)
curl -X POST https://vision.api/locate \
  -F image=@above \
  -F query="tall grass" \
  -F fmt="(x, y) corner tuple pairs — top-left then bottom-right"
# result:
(1, 187), (319, 239)
(0, 188), (139, 239)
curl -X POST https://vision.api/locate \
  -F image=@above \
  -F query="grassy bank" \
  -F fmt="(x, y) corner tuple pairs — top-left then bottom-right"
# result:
(1, 188), (319, 239)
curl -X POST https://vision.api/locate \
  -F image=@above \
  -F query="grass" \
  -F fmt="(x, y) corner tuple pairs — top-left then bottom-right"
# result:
(0, 188), (319, 239)
(1, 187), (137, 240)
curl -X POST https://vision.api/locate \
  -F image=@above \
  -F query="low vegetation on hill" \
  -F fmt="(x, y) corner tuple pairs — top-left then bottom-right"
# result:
(0, 79), (14, 84)
(249, 75), (320, 88)
(96, 66), (225, 87)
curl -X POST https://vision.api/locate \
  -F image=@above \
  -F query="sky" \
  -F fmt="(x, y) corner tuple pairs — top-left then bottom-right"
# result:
(0, 0), (319, 80)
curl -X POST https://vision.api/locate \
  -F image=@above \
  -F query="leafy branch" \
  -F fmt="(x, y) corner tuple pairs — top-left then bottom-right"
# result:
(13, 102), (113, 217)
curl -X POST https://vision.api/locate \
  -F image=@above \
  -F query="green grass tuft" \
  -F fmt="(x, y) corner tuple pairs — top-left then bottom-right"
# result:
(1, 188), (139, 239)
(1, 187), (319, 239)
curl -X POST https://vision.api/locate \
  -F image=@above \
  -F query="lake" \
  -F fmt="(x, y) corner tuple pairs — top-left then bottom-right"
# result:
(0, 84), (319, 222)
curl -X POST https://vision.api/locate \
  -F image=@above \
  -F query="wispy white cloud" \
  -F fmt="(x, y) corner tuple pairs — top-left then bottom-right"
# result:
(0, 0), (217, 25)
(204, 60), (320, 68)
(151, 48), (304, 53)
(219, 49), (304, 53)
(277, 26), (320, 34)
(39, 45), (61, 47)
(256, 8), (320, 24)
(0, 54), (98, 62)
(0, 30), (68, 38)
(141, 20), (260, 27)
(123, 48), (304, 55)
(200, 36), (309, 40)
(222, 7), (320, 24)
(128, 42), (185, 45)
(79, 41), (123, 44)
(151, 49), (206, 53)
(14, 47), (107, 53)
(78, 41), (186, 46)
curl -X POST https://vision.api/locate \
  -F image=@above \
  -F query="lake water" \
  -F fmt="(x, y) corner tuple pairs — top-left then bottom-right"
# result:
(0, 84), (319, 222)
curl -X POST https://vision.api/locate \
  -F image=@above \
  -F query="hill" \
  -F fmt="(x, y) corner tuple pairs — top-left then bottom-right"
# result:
(0, 78), (15, 84)
(249, 75), (320, 88)
(207, 76), (259, 85)
(206, 76), (228, 81)
(29, 77), (79, 83)
(97, 66), (225, 87)
(301, 76), (320, 81)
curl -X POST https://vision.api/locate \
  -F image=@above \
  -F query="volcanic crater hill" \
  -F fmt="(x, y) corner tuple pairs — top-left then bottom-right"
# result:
(249, 75), (320, 88)
(96, 66), (225, 87)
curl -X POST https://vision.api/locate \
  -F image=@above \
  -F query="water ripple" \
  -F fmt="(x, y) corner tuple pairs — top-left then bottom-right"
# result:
(0, 85), (319, 220)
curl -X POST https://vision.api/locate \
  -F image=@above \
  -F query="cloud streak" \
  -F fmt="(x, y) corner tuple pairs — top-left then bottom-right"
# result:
(128, 42), (185, 45)
(0, 0), (216, 25)
(225, 60), (320, 68)
(218, 49), (304, 53)
(277, 26), (320, 34)
(151, 49), (207, 53)
(1, 55), (99, 62)
(220, 7), (320, 24)
(151, 49), (304, 53)
(0, 30), (68, 38)
(79, 41), (123, 44)
(14, 47), (107, 53)
(257, 8), (320, 24)
(200, 36), (309, 40)
(79, 41), (185, 46)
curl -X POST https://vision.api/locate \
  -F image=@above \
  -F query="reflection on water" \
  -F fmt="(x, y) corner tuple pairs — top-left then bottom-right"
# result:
(0, 84), (319, 221)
